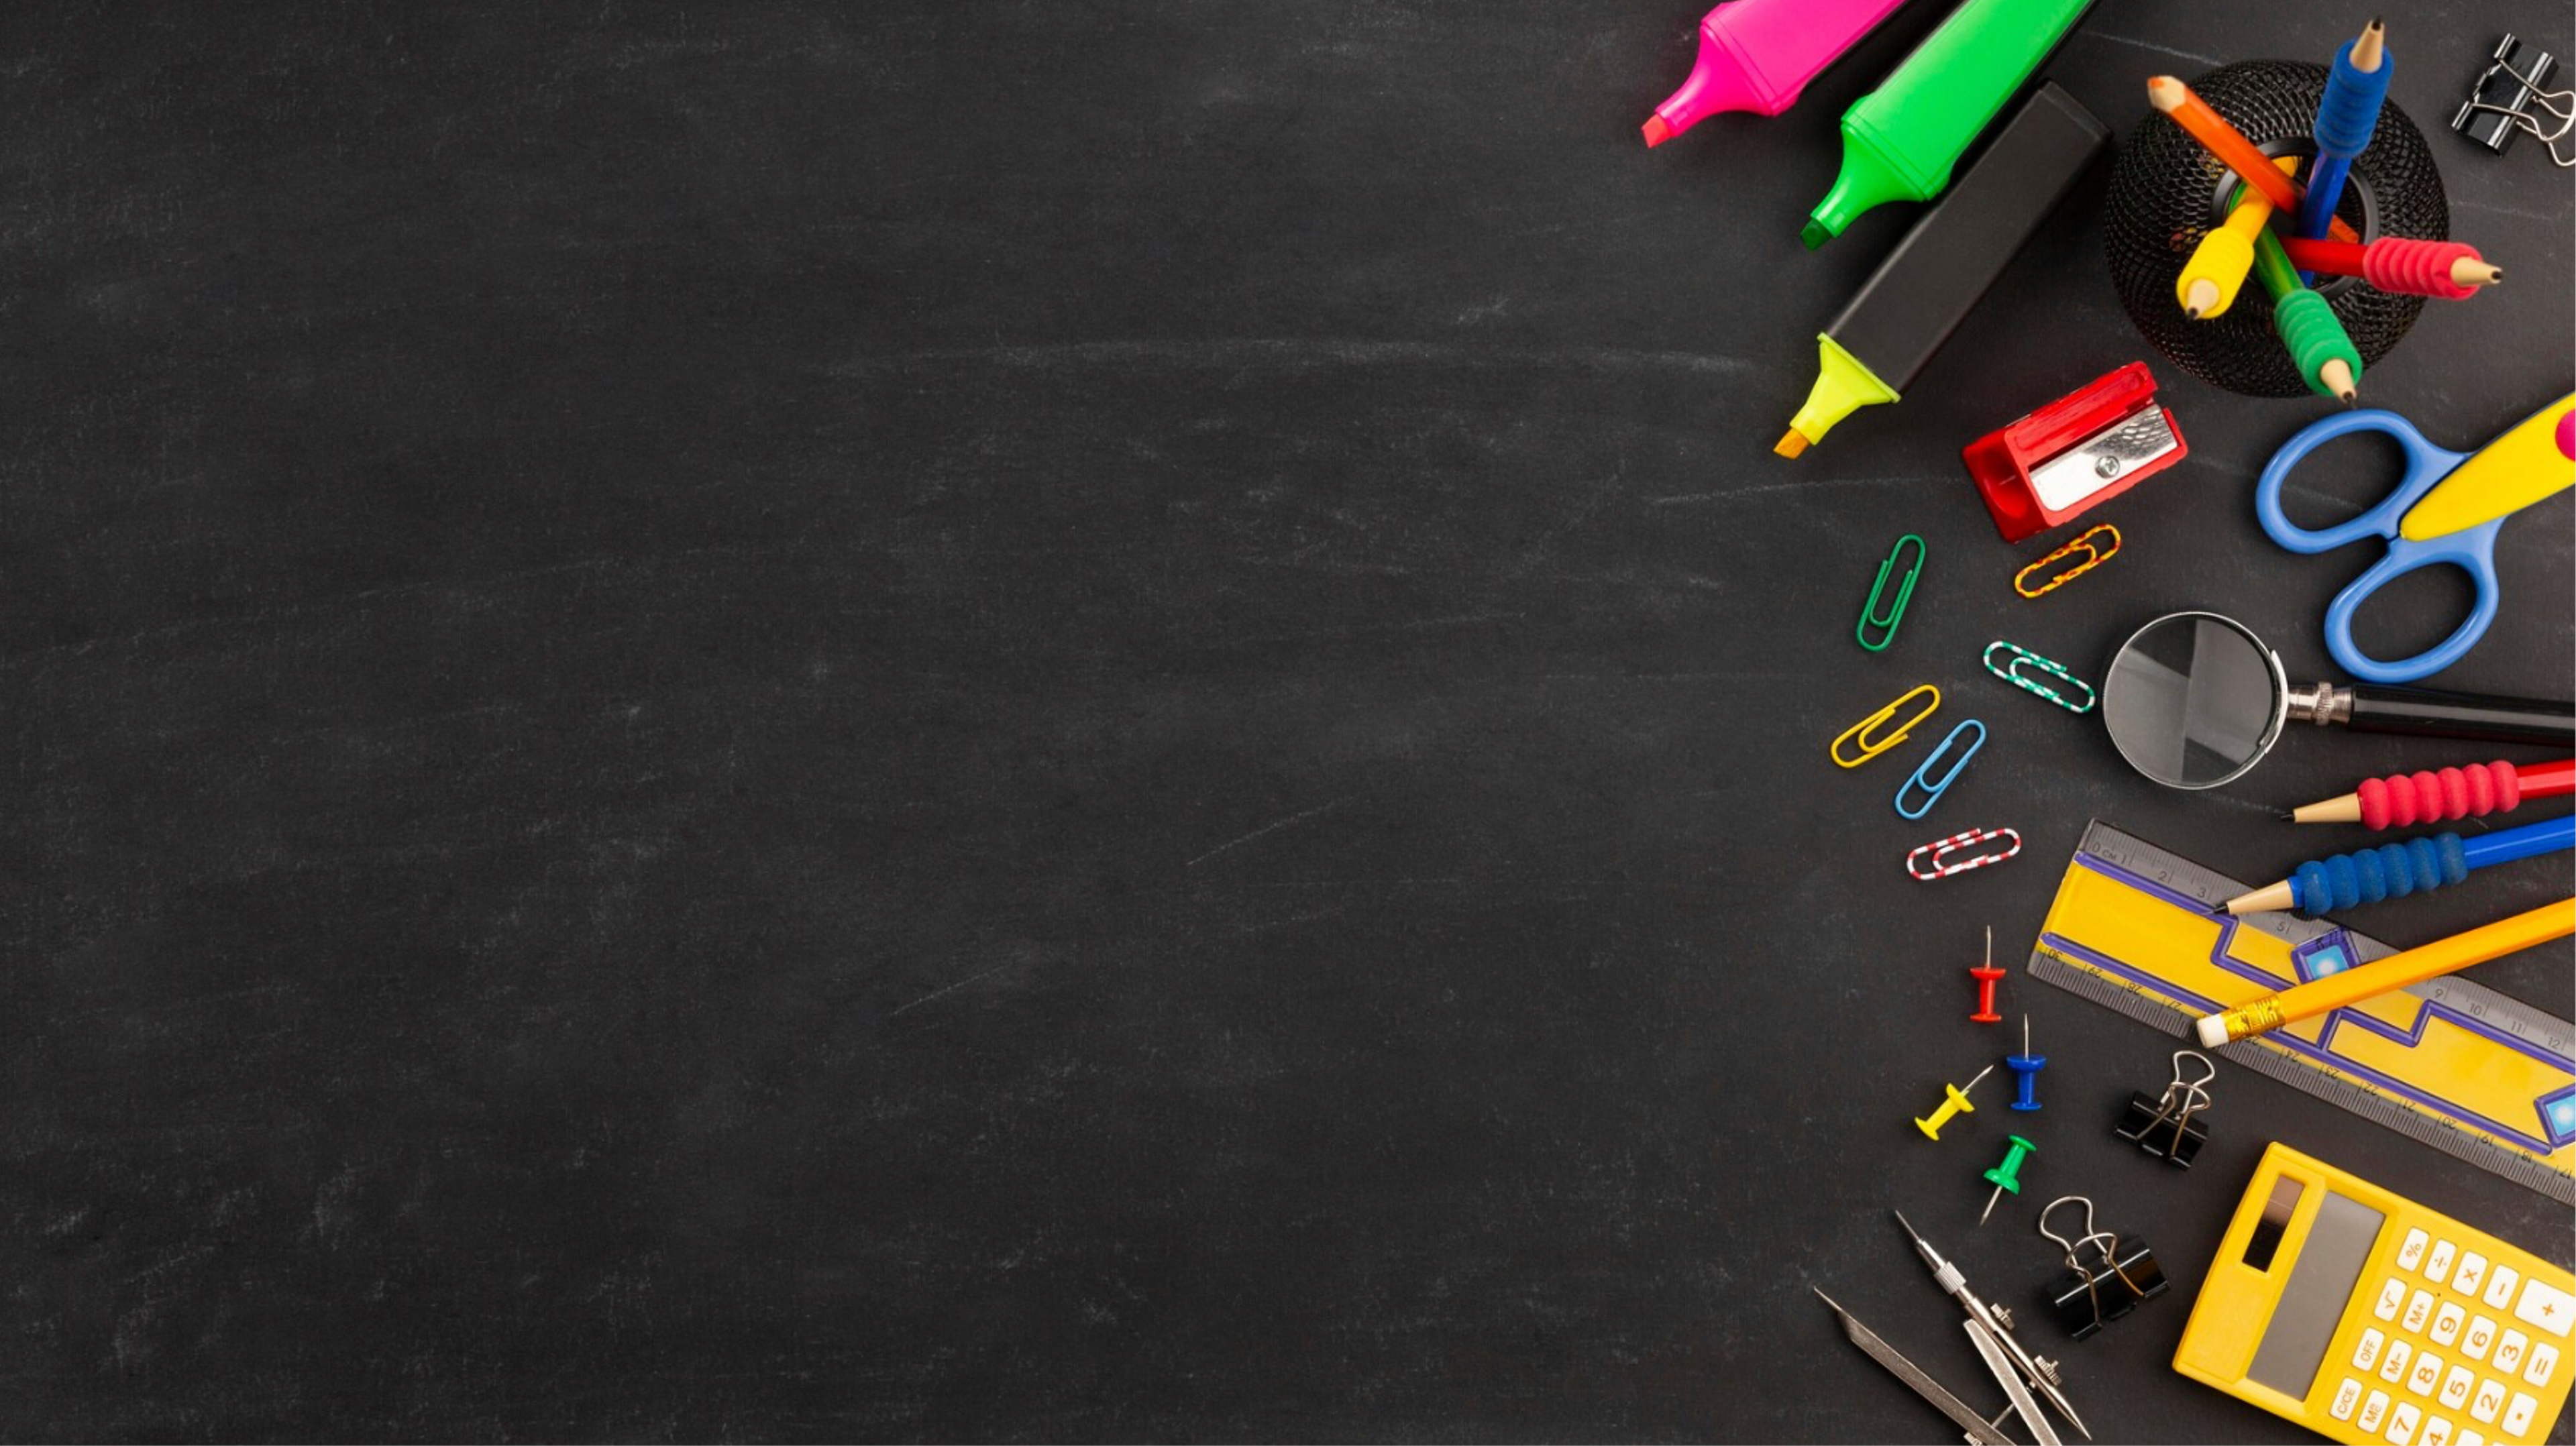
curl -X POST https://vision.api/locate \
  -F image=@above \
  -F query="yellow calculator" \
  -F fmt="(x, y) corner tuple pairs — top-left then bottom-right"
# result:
(2177, 1144), (2575, 1445)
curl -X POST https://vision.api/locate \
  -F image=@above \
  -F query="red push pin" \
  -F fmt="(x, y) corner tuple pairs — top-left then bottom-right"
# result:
(1970, 925), (2004, 1023)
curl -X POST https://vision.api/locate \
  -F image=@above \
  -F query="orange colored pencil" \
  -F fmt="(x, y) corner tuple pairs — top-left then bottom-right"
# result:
(2147, 76), (2361, 244)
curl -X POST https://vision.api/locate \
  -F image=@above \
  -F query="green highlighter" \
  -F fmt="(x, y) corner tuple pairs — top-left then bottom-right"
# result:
(1802, 0), (2096, 247)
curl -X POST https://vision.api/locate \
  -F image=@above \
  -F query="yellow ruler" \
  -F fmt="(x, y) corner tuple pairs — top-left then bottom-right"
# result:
(2030, 822), (2576, 1205)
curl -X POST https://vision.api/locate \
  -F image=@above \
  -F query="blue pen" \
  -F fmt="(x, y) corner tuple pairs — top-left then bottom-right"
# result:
(2225, 814), (2576, 917)
(2294, 19), (2391, 277)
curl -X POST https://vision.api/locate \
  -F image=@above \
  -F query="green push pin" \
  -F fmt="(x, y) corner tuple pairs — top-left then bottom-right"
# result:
(1914, 1064), (1994, 1141)
(1979, 1135), (2037, 1225)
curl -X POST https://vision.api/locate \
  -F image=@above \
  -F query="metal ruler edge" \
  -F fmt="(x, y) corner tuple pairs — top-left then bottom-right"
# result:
(2031, 822), (2576, 1208)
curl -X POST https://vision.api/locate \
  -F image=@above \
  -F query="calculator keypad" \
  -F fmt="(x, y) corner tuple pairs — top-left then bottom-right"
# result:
(2335, 1244), (2570, 1445)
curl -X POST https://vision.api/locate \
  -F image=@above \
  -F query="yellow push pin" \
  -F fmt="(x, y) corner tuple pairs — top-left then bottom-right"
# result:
(1914, 1064), (1994, 1141)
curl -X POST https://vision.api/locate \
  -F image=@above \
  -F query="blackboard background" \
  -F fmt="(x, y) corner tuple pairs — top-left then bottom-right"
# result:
(6, 2), (2572, 1440)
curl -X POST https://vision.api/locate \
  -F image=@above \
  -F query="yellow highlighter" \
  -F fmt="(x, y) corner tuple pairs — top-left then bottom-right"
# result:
(2177, 1143), (2576, 1444)
(2178, 156), (2298, 319)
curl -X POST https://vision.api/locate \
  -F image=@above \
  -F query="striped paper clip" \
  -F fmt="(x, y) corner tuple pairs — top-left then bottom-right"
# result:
(1907, 826), (2025, 881)
(1984, 641), (2097, 714)
(1830, 684), (1941, 769)
(2014, 524), (2121, 599)
(1895, 720), (1985, 820)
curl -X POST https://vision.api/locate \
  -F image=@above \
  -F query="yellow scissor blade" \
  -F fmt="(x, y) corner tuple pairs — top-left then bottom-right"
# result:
(2400, 393), (2576, 541)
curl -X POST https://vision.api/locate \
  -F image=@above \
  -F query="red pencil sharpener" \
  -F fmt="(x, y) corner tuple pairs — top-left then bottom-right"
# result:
(1961, 363), (2187, 543)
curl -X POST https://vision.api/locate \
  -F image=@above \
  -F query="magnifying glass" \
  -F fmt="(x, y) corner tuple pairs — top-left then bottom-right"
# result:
(2100, 611), (2576, 790)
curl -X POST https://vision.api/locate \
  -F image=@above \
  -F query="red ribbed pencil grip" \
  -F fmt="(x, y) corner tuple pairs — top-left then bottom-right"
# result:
(2365, 238), (2485, 299)
(2357, 760), (2521, 829)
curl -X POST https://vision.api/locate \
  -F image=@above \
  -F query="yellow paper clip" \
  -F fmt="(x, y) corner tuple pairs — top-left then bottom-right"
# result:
(2014, 524), (2122, 599)
(1831, 684), (1941, 769)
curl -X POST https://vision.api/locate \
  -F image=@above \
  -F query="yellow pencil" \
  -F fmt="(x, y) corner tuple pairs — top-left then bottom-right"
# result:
(2176, 157), (2297, 319)
(2194, 897), (2575, 1046)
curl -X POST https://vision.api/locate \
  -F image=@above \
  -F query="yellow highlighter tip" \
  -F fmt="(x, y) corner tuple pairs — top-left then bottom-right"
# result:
(1774, 429), (1811, 459)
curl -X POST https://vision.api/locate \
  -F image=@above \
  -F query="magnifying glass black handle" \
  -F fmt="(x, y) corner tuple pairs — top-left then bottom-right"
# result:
(2296, 683), (2576, 746)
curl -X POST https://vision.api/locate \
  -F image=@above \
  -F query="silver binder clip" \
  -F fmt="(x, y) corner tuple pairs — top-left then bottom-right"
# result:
(2453, 34), (2575, 166)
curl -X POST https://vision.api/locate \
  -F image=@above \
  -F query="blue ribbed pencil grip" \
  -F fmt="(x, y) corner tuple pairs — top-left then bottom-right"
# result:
(2313, 40), (2392, 154)
(2292, 834), (2469, 917)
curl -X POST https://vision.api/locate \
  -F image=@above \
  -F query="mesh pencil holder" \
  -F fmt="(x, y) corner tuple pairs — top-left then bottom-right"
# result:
(2104, 60), (2449, 398)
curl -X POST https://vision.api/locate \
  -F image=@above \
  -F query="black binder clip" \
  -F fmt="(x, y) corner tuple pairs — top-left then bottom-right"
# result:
(2038, 1196), (2168, 1341)
(2116, 1050), (2215, 1167)
(2453, 34), (2573, 166)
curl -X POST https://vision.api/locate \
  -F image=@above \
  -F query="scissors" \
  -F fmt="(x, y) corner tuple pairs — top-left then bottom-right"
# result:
(2256, 394), (2575, 683)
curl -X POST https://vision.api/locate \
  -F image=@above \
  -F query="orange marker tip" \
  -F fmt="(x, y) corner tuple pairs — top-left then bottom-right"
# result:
(1773, 429), (1811, 459)
(1642, 115), (1674, 148)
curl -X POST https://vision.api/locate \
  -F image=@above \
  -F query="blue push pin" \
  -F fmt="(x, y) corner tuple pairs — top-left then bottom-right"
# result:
(2006, 1014), (2045, 1112)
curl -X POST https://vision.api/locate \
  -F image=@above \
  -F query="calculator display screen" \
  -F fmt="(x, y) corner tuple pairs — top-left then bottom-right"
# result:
(2246, 1190), (2387, 1398)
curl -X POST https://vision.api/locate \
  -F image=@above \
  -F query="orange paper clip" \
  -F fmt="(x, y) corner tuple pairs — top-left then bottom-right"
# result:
(1831, 684), (1941, 769)
(2014, 524), (2122, 599)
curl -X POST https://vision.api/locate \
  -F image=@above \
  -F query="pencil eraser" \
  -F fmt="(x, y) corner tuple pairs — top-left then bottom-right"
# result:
(2193, 1015), (2229, 1049)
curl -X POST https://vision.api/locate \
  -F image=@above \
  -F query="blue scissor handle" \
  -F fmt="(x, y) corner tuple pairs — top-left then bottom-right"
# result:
(2321, 520), (2506, 683)
(2255, 409), (2471, 553)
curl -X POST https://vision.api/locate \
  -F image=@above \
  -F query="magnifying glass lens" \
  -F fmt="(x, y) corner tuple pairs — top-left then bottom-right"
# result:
(2102, 614), (2284, 789)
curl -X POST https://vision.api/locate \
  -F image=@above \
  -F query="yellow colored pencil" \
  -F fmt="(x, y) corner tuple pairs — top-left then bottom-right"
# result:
(2194, 897), (2575, 1046)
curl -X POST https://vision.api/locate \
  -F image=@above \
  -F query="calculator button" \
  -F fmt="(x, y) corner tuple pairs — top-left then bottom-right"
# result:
(2409, 1351), (2445, 1396)
(2388, 1401), (2422, 1444)
(2427, 1241), (2459, 1281)
(2471, 1380), (2506, 1424)
(2333, 1377), (2367, 1420)
(2513, 1278), (2574, 1339)
(2500, 1392), (2537, 1436)
(2381, 1278), (2414, 1321)
(2419, 1415), (2453, 1446)
(2484, 1267), (2520, 1311)
(2384, 1341), (2416, 1382)
(2434, 1302), (2466, 1346)
(2357, 1329), (2390, 1372)
(2439, 1366), (2475, 1410)
(2458, 1431), (2484, 1446)
(2495, 1331), (2529, 1376)
(2523, 1341), (2557, 1387)
(2408, 1290), (2439, 1332)
(2400, 1230), (2433, 1271)
(2361, 1390), (2392, 1432)
(2463, 1316), (2497, 1361)
(2453, 1254), (2487, 1297)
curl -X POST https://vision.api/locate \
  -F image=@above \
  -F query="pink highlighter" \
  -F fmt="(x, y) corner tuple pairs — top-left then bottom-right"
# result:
(1642, 0), (1918, 146)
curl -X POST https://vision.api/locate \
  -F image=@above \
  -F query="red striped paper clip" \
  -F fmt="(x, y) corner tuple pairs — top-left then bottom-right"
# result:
(1907, 826), (2024, 882)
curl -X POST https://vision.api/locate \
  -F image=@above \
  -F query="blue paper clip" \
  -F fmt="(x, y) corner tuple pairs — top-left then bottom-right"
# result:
(1894, 720), (1986, 820)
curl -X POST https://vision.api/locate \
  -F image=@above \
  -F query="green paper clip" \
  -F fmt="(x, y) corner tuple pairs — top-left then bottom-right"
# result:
(1984, 640), (2096, 714)
(1858, 534), (1926, 652)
